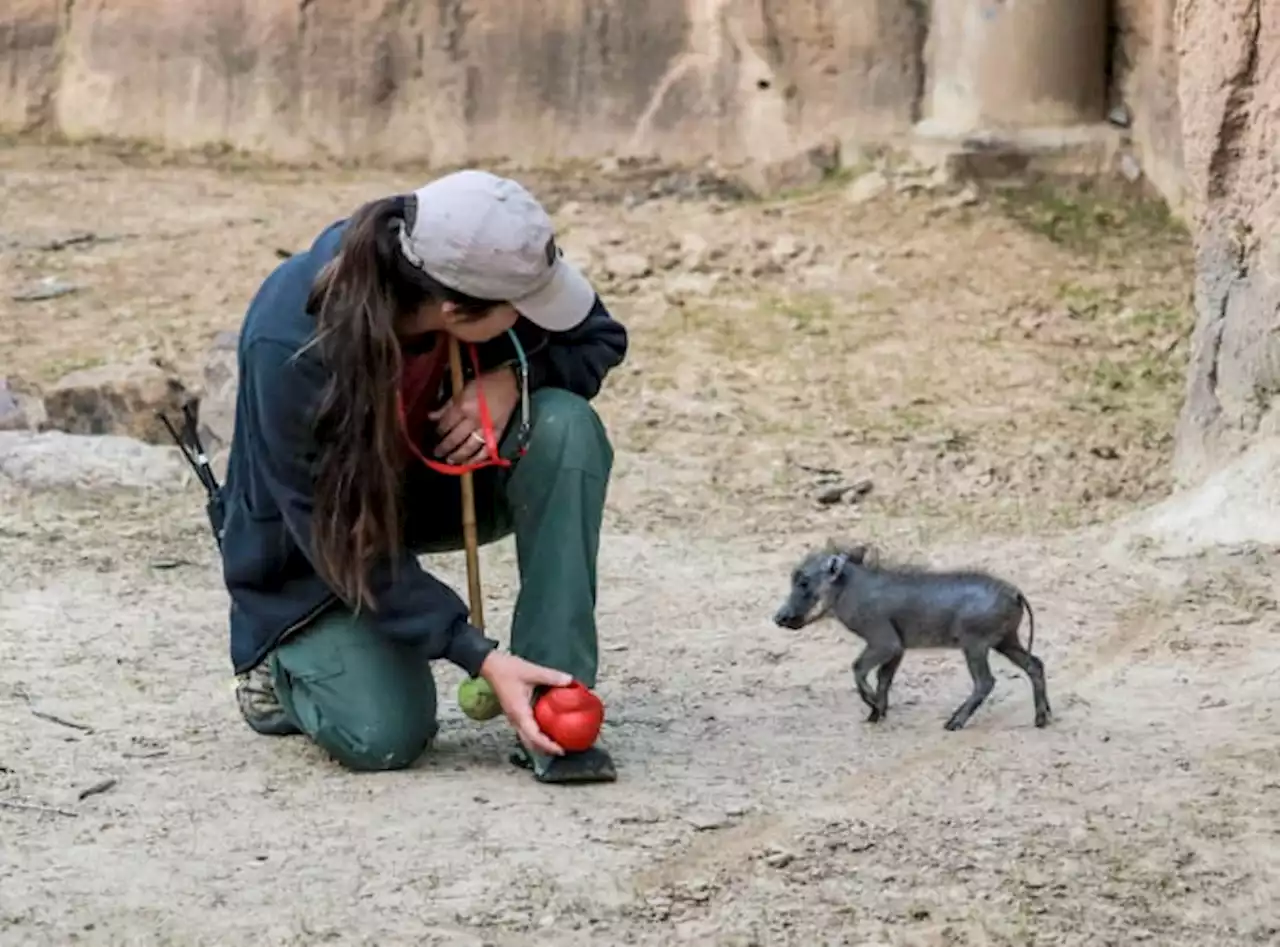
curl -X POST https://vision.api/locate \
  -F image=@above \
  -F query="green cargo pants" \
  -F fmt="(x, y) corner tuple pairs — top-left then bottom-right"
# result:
(266, 388), (612, 771)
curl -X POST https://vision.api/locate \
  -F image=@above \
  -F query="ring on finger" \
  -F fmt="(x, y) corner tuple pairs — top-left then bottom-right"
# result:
(469, 431), (485, 445)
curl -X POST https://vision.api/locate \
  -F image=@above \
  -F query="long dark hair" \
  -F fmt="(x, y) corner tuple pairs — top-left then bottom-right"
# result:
(304, 195), (498, 610)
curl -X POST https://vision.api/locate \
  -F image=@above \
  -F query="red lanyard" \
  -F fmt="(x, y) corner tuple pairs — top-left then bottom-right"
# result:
(397, 341), (516, 476)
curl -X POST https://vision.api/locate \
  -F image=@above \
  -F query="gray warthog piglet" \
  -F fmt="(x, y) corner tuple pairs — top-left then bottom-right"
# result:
(773, 541), (1051, 730)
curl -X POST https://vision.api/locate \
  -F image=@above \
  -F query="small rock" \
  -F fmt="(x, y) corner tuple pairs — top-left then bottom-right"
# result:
(678, 232), (712, 270)
(663, 272), (721, 299)
(680, 879), (714, 902)
(846, 171), (889, 205)
(769, 234), (804, 265)
(1019, 869), (1049, 889)
(816, 478), (873, 505)
(602, 252), (652, 282)
(763, 849), (795, 868)
(732, 138), (841, 198)
(1108, 104), (1132, 128)
(748, 257), (785, 278)
(816, 484), (850, 505)
(1119, 153), (1143, 183)
(951, 184), (980, 207)
(685, 810), (729, 831)
(44, 358), (192, 445)
(11, 276), (80, 302)
(645, 896), (672, 920)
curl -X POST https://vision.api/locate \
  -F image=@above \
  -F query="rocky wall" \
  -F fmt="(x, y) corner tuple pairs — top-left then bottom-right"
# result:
(0, 0), (927, 166)
(1171, 0), (1280, 482)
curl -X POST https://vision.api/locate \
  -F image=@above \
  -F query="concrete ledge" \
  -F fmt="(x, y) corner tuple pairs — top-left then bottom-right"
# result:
(908, 122), (1128, 183)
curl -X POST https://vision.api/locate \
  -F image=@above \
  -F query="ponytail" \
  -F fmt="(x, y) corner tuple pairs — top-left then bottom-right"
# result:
(308, 196), (426, 610)
(304, 194), (505, 610)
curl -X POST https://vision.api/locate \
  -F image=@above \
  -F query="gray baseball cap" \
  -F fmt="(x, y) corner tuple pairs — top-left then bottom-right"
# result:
(397, 169), (597, 332)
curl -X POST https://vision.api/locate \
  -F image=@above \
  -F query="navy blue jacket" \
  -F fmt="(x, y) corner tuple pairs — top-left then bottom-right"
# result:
(220, 219), (628, 675)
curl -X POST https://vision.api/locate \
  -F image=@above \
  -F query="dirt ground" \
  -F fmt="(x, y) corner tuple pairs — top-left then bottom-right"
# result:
(2, 142), (1278, 946)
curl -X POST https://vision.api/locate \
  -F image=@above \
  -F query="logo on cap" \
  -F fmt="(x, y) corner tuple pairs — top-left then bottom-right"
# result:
(544, 236), (558, 267)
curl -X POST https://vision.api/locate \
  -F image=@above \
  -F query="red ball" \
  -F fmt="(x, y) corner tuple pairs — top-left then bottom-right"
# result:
(533, 681), (605, 753)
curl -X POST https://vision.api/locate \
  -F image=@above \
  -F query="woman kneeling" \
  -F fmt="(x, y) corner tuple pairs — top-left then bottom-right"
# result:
(220, 170), (627, 784)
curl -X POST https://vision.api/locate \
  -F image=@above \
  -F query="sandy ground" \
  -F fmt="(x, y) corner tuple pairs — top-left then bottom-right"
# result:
(1, 143), (1278, 946)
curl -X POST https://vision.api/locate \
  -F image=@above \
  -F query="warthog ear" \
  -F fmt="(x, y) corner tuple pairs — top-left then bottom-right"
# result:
(823, 553), (848, 577)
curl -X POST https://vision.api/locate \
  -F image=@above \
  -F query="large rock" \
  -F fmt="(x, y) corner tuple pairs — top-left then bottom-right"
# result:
(1, 0), (926, 166)
(1171, 0), (1280, 484)
(0, 430), (186, 491)
(1115, 437), (1280, 558)
(43, 358), (192, 445)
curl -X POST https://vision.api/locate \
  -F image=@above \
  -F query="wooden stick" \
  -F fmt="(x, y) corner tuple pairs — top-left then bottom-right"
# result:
(447, 336), (484, 631)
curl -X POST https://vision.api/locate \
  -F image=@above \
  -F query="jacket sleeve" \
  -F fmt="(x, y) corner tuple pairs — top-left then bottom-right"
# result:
(522, 295), (628, 400)
(242, 338), (498, 677)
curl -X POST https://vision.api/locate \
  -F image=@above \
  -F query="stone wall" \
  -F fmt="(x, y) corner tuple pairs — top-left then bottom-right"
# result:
(1170, 0), (1280, 483)
(0, 0), (927, 166)
(6, 0), (1280, 491)
(0, 1), (1198, 211)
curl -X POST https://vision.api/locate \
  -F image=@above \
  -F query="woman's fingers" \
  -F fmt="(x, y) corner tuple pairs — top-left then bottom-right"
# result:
(434, 416), (476, 459)
(515, 706), (565, 757)
(429, 398), (470, 434)
(427, 401), (457, 426)
(444, 434), (487, 467)
(528, 665), (574, 688)
(481, 652), (571, 757)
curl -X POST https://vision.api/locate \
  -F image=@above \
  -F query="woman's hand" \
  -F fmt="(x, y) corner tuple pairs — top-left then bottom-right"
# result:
(478, 651), (572, 756)
(429, 367), (519, 466)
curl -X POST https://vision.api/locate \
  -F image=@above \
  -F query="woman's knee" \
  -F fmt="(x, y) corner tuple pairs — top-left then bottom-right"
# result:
(317, 712), (438, 772)
(525, 388), (613, 474)
(271, 617), (440, 772)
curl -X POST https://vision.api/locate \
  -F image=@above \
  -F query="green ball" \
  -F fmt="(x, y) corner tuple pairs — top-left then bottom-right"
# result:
(457, 676), (502, 721)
